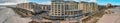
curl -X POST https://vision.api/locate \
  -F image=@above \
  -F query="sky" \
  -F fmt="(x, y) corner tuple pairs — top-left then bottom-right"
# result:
(0, 0), (27, 5)
(28, 0), (120, 5)
(0, 0), (120, 5)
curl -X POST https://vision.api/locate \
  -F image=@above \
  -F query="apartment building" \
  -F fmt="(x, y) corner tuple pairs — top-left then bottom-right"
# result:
(39, 5), (51, 11)
(78, 1), (89, 13)
(44, 0), (82, 23)
(49, 0), (65, 16)
(15, 2), (38, 17)
(49, 0), (82, 16)
(88, 2), (98, 13)
(78, 1), (98, 14)
(16, 2), (51, 17)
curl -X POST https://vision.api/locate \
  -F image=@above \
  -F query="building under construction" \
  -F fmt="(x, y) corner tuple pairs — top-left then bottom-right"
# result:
(8, 0), (100, 23)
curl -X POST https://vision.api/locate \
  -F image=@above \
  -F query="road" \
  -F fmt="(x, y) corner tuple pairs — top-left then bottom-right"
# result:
(97, 7), (120, 23)
(0, 7), (32, 23)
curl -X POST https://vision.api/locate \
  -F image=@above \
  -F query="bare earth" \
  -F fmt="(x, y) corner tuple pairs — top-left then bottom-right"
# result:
(0, 7), (32, 23)
(97, 7), (120, 23)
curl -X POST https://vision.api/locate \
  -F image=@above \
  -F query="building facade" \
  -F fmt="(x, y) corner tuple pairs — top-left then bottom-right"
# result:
(15, 0), (99, 23)
(16, 2), (51, 17)
(78, 1), (89, 13)
(78, 1), (98, 14)
(49, 0), (65, 16)
(17, 2), (38, 12)
(41, 0), (83, 23)
(88, 2), (98, 13)
(49, 0), (81, 16)
(39, 5), (51, 11)
(16, 2), (39, 17)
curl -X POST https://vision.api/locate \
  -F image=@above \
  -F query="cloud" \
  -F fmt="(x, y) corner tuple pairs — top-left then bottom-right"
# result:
(38, 1), (51, 5)
(0, 0), (28, 5)
(89, 0), (96, 2)
(38, 0), (96, 5)
(0, 3), (17, 5)
(0, 0), (96, 5)
(73, 0), (80, 2)
(73, 0), (96, 2)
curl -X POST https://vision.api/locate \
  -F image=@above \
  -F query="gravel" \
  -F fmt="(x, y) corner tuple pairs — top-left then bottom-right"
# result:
(0, 7), (32, 23)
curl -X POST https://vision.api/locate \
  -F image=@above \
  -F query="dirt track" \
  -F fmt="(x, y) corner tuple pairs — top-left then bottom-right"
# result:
(97, 7), (120, 23)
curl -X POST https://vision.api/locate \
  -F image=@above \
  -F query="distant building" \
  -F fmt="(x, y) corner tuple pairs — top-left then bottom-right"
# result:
(106, 3), (112, 8)
(88, 2), (98, 13)
(17, 2), (38, 12)
(39, 5), (51, 11)
(16, 2), (39, 17)
(16, 2), (51, 17)
(98, 5), (106, 10)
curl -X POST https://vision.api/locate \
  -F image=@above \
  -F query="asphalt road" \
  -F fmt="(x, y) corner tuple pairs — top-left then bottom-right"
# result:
(97, 7), (120, 23)
(0, 7), (32, 23)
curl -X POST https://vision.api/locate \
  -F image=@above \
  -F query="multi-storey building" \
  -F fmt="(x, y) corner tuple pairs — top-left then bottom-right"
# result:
(16, 2), (39, 17)
(64, 1), (81, 16)
(88, 2), (98, 13)
(15, 0), (99, 23)
(39, 5), (51, 11)
(49, 0), (81, 16)
(17, 2), (38, 12)
(78, 1), (88, 13)
(44, 0), (82, 23)
(16, 2), (51, 17)
(49, 0), (65, 16)
(16, 2), (51, 14)
(78, 1), (98, 14)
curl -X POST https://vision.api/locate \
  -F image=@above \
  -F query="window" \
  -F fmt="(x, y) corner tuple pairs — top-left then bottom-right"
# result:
(65, 5), (69, 10)
(58, 5), (60, 9)
(55, 14), (57, 15)
(55, 12), (57, 13)
(62, 14), (64, 15)
(58, 14), (60, 15)
(58, 12), (60, 13)
(58, 10), (60, 11)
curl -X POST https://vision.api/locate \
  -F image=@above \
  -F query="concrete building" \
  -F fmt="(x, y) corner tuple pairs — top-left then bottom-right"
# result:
(78, 1), (89, 13)
(64, 1), (80, 16)
(41, 0), (82, 23)
(78, 1), (98, 14)
(17, 2), (38, 12)
(49, 0), (81, 16)
(88, 2), (98, 13)
(49, 0), (65, 16)
(64, 1), (78, 10)
(16, 2), (40, 17)
(39, 5), (51, 11)
(15, 0), (99, 23)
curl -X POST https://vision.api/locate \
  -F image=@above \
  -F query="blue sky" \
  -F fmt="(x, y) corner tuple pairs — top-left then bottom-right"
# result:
(28, 0), (120, 5)
(97, 0), (120, 5)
